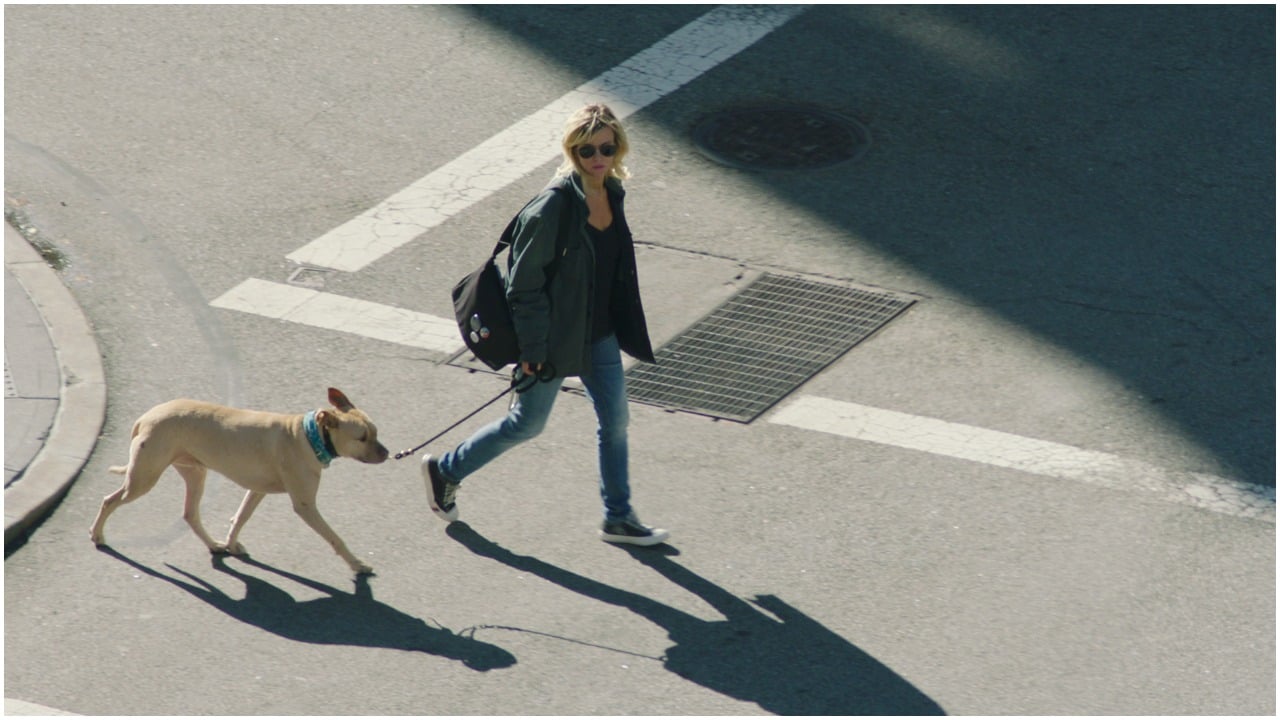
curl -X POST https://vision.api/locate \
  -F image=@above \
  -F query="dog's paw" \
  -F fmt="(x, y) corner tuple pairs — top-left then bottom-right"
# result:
(352, 561), (375, 575)
(211, 542), (247, 556)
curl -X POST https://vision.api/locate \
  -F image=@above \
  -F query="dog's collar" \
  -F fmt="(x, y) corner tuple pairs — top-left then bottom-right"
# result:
(303, 411), (339, 468)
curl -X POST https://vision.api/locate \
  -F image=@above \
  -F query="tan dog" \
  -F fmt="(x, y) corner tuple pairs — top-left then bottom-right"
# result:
(90, 388), (388, 574)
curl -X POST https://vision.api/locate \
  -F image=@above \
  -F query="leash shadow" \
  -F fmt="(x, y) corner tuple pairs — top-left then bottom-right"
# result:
(97, 546), (515, 672)
(445, 522), (944, 715)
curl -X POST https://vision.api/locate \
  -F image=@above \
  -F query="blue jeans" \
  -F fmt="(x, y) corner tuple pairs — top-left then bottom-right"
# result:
(437, 335), (633, 522)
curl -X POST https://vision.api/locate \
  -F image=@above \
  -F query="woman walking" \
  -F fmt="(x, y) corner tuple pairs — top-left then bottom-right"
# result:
(423, 104), (668, 546)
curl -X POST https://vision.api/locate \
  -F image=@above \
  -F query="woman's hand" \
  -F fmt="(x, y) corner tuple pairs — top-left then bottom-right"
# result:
(521, 361), (543, 376)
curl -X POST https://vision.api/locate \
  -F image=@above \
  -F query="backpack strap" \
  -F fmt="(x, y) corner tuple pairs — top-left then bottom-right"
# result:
(492, 186), (571, 262)
(488, 215), (520, 260)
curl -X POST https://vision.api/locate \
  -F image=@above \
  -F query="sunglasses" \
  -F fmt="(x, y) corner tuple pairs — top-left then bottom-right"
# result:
(576, 143), (618, 159)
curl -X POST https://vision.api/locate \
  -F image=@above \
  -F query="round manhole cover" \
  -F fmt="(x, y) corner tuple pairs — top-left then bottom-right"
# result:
(692, 104), (871, 171)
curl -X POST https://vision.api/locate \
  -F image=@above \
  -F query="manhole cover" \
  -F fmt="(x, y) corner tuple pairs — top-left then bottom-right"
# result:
(625, 273), (914, 422)
(692, 104), (871, 171)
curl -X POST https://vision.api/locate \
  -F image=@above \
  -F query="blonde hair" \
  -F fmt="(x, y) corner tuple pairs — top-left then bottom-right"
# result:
(556, 103), (631, 181)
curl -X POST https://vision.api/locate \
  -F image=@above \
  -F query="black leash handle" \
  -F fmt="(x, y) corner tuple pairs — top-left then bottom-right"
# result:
(392, 363), (555, 460)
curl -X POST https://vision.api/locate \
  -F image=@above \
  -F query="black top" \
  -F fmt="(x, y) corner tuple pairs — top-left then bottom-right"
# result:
(587, 218), (622, 342)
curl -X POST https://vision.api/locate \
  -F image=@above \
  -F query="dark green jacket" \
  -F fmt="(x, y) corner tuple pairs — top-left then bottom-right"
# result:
(505, 173), (656, 377)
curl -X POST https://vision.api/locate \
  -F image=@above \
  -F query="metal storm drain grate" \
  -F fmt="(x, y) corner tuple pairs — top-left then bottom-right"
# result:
(692, 104), (871, 171)
(626, 273), (915, 422)
(287, 265), (333, 289)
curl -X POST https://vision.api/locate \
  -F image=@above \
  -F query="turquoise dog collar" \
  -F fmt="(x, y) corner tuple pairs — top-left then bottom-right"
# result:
(303, 410), (337, 467)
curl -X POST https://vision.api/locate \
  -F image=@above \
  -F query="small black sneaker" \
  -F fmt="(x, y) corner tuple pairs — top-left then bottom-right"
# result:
(600, 514), (669, 546)
(421, 454), (459, 522)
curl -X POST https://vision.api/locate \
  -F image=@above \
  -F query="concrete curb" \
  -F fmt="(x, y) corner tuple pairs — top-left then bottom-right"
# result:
(4, 222), (107, 549)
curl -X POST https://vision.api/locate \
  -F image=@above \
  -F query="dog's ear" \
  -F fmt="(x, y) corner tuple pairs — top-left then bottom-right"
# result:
(328, 387), (355, 412)
(316, 409), (339, 429)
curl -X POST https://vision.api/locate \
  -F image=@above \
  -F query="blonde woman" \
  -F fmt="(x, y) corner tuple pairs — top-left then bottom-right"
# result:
(424, 104), (667, 545)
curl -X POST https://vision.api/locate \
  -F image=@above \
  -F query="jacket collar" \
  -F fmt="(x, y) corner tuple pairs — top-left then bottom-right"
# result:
(557, 172), (625, 202)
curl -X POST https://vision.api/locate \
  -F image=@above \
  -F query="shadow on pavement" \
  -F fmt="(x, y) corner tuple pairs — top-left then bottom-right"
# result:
(456, 5), (1275, 486)
(97, 547), (516, 672)
(447, 522), (944, 715)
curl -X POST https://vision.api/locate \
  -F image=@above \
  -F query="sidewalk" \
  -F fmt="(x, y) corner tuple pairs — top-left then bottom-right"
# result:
(4, 220), (106, 550)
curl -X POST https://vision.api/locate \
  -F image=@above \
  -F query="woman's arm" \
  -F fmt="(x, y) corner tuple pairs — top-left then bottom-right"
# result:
(505, 191), (564, 368)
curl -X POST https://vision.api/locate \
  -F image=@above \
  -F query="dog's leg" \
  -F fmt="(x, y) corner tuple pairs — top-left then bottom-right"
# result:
(90, 434), (168, 545)
(173, 462), (223, 554)
(90, 484), (129, 546)
(288, 491), (373, 575)
(220, 490), (265, 556)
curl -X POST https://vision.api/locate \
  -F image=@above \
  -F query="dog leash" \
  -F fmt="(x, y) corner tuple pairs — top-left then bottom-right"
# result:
(393, 364), (556, 460)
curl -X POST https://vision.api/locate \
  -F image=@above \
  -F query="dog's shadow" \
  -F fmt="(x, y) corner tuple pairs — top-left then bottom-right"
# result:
(446, 522), (945, 715)
(98, 547), (515, 672)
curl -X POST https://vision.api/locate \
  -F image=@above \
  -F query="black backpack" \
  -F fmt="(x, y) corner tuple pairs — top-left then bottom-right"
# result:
(451, 189), (568, 371)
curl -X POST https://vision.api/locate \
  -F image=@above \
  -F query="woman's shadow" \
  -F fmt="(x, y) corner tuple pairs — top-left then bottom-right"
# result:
(98, 547), (515, 672)
(446, 522), (944, 715)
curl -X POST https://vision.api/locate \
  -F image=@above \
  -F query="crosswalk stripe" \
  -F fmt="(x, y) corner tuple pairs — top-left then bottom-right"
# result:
(210, 278), (463, 354)
(4, 698), (78, 716)
(770, 395), (1275, 522)
(284, 5), (809, 272)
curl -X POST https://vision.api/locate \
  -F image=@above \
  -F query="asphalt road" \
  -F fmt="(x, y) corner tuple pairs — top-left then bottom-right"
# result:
(4, 5), (1274, 715)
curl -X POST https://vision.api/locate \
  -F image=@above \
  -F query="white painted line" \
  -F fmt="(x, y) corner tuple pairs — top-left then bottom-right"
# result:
(210, 278), (464, 354)
(4, 698), (79, 716)
(770, 395), (1276, 522)
(286, 5), (809, 272)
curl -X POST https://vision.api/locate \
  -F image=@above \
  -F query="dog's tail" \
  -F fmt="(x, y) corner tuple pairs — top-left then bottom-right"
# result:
(108, 418), (145, 475)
